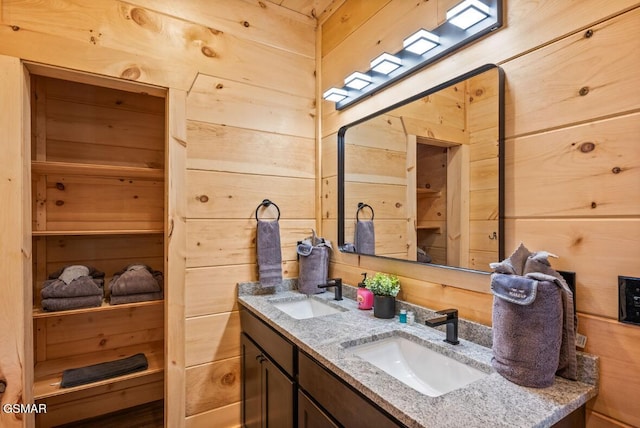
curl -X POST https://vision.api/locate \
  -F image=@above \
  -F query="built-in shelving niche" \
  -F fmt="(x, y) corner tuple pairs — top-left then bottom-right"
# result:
(28, 67), (167, 427)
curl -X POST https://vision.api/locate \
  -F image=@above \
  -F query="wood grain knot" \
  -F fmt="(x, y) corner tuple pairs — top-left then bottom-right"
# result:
(216, 83), (224, 89)
(0, 380), (6, 393)
(99, 338), (107, 346)
(198, 195), (209, 203)
(221, 372), (236, 385)
(130, 8), (161, 33)
(612, 166), (621, 174)
(591, 202), (597, 209)
(56, 182), (65, 191)
(395, 202), (402, 208)
(55, 200), (64, 206)
(258, 1), (267, 8)
(579, 142), (595, 153)
(475, 89), (484, 96)
(579, 86), (589, 96)
(11, 25), (20, 31)
(121, 67), (141, 80)
(243, 20), (250, 28)
(201, 46), (216, 58)
(584, 29), (594, 38)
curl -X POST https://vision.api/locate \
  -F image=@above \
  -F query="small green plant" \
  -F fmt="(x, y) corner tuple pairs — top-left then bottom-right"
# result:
(364, 272), (400, 297)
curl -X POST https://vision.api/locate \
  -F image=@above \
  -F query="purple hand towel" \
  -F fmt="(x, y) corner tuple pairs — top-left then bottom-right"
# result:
(256, 220), (282, 287)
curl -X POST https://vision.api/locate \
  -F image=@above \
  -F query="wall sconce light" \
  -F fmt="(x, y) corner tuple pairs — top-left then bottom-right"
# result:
(403, 29), (440, 55)
(446, 0), (491, 30)
(322, 87), (348, 103)
(323, 0), (502, 110)
(344, 72), (372, 90)
(370, 53), (402, 75)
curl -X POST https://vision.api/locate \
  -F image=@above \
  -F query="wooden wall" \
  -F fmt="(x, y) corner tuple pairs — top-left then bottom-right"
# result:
(0, 0), (325, 426)
(319, 1), (640, 427)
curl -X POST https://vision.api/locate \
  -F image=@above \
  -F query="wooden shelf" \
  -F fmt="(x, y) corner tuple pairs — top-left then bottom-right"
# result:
(416, 188), (441, 197)
(416, 221), (442, 233)
(33, 342), (164, 400)
(32, 229), (164, 237)
(33, 299), (163, 319)
(31, 161), (164, 180)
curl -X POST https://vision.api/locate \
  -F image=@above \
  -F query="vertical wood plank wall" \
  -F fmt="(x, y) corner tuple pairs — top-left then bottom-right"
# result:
(0, 1), (638, 427)
(0, 54), (32, 428)
(319, 1), (640, 427)
(0, 1), (320, 426)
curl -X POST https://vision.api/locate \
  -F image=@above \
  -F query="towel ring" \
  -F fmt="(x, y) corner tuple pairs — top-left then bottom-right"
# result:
(255, 199), (280, 222)
(356, 202), (374, 221)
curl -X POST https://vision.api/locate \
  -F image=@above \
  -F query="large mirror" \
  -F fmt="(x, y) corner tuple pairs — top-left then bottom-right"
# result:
(338, 64), (504, 272)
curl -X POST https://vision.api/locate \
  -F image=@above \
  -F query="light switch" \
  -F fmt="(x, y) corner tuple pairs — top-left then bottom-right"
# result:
(619, 276), (640, 325)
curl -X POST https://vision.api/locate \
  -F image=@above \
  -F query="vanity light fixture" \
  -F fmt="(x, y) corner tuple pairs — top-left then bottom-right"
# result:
(323, 0), (501, 109)
(370, 53), (402, 75)
(446, 0), (491, 30)
(322, 87), (348, 103)
(403, 29), (440, 55)
(344, 72), (373, 90)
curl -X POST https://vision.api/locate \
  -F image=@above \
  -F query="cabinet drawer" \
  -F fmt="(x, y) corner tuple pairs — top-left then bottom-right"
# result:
(240, 307), (295, 377)
(298, 351), (403, 428)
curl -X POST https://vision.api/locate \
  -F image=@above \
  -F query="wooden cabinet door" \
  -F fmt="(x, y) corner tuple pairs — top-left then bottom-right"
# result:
(262, 357), (294, 428)
(298, 390), (339, 428)
(241, 334), (262, 428)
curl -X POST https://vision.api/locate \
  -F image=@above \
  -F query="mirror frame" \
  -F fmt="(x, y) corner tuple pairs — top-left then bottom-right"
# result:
(337, 64), (505, 273)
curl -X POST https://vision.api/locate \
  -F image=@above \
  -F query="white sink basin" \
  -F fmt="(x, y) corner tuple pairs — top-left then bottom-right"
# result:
(349, 336), (487, 397)
(272, 298), (346, 319)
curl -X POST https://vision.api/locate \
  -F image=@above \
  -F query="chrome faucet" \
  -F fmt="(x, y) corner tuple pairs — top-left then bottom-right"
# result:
(317, 278), (343, 301)
(425, 308), (459, 345)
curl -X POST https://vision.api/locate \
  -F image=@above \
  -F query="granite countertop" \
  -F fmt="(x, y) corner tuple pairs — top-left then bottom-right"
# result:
(238, 280), (598, 428)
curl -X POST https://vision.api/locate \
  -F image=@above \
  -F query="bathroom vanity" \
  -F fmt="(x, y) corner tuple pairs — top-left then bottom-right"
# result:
(238, 282), (598, 428)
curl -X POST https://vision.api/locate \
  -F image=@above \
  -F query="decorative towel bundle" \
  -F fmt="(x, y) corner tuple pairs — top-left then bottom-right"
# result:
(490, 243), (577, 388)
(41, 265), (104, 311)
(354, 203), (375, 255)
(297, 230), (332, 294)
(108, 264), (163, 305)
(256, 199), (283, 287)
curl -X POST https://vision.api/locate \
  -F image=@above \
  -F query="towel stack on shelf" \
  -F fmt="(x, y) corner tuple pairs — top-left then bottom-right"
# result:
(41, 265), (104, 311)
(108, 264), (163, 305)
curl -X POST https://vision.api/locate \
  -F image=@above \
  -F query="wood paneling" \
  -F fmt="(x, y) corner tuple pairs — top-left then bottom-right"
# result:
(185, 402), (241, 428)
(503, 9), (640, 138)
(166, 88), (187, 428)
(1, 0), (316, 425)
(580, 314), (640, 427)
(186, 219), (314, 268)
(185, 311), (241, 367)
(187, 170), (315, 219)
(505, 113), (640, 218)
(0, 54), (32, 428)
(187, 74), (315, 139)
(128, 0), (317, 57)
(187, 122), (315, 179)
(321, 3), (640, 426)
(185, 357), (241, 416)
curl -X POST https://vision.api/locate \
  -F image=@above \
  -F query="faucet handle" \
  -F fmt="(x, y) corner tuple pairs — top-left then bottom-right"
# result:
(435, 308), (458, 319)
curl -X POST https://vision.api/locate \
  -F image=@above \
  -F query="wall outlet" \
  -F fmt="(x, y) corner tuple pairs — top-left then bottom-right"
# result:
(619, 276), (640, 326)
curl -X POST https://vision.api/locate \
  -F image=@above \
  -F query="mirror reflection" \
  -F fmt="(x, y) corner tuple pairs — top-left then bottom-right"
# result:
(338, 65), (504, 272)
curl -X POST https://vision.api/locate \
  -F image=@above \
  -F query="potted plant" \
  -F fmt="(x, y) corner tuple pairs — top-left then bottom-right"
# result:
(364, 272), (400, 319)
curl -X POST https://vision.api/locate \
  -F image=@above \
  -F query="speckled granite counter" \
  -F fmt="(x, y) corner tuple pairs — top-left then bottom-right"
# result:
(238, 280), (598, 428)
